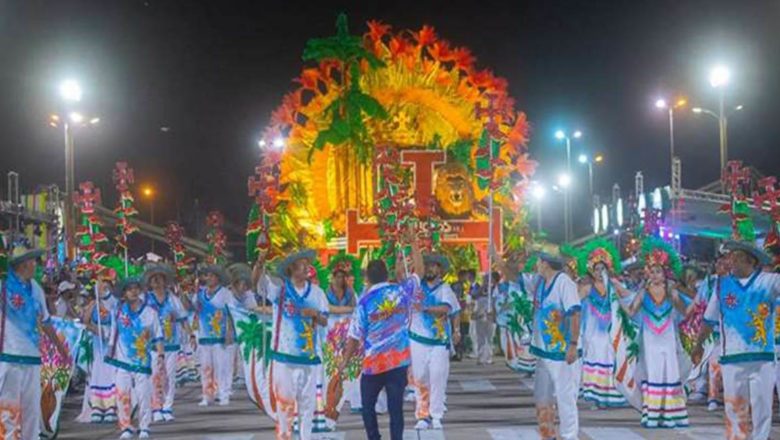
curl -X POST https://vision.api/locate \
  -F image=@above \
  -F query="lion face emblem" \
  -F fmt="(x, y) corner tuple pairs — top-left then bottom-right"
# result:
(434, 163), (474, 218)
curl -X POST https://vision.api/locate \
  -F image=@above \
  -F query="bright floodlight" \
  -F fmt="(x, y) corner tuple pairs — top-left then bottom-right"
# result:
(59, 80), (83, 102)
(709, 65), (731, 88)
(692, 107), (703, 114)
(578, 154), (588, 164)
(258, 139), (267, 148)
(655, 98), (667, 109)
(594, 154), (604, 163)
(69, 112), (84, 123)
(573, 130), (583, 139)
(89, 117), (100, 125)
(554, 130), (565, 140)
(557, 173), (572, 188)
(272, 137), (285, 149)
(735, 104), (744, 111)
(531, 184), (545, 200)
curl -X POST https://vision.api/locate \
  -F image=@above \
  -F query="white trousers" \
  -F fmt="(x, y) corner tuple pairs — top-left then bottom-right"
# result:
(410, 340), (450, 420)
(722, 361), (774, 440)
(152, 351), (178, 415)
(469, 320), (478, 357)
(534, 358), (580, 440)
(0, 362), (41, 440)
(198, 344), (231, 403)
(115, 369), (152, 435)
(272, 361), (316, 440)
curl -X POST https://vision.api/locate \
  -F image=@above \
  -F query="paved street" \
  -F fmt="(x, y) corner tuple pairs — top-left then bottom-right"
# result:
(57, 358), (780, 439)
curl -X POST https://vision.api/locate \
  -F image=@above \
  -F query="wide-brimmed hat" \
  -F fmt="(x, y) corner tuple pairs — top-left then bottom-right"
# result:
(533, 251), (565, 267)
(57, 281), (78, 295)
(276, 249), (317, 277)
(722, 240), (771, 266)
(227, 262), (252, 285)
(201, 264), (230, 285)
(114, 276), (143, 297)
(8, 244), (45, 267)
(143, 262), (175, 286)
(423, 253), (450, 272)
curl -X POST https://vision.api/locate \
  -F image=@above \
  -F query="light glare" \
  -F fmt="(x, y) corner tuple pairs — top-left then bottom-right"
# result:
(578, 154), (588, 164)
(709, 65), (731, 88)
(59, 79), (83, 102)
(573, 130), (583, 139)
(554, 130), (565, 140)
(69, 112), (84, 123)
(655, 98), (667, 109)
(558, 173), (572, 188)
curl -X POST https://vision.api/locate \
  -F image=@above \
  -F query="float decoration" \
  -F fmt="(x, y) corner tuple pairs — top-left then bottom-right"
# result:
(261, 16), (534, 258)
(165, 222), (192, 277)
(752, 176), (780, 271)
(206, 210), (227, 265)
(247, 150), (283, 263)
(112, 161), (138, 276)
(73, 181), (108, 277)
(719, 160), (756, 242)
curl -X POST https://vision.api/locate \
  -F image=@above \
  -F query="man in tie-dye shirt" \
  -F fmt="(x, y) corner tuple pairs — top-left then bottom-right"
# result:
(341, 236), (424, 440)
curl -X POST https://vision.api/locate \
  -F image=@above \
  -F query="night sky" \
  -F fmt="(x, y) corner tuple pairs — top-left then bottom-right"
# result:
(2, 0), (778, 246)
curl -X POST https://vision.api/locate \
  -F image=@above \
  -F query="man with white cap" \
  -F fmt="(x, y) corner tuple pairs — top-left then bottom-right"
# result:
(0, 244), (69, 439)
(145, 263), (189, 422)
(253, 248), (329, 440)
(693, 241), (780, 440)
(193, 264), (237, 407)
(410, 253), (461, 431)
(529, 251), (581, 440)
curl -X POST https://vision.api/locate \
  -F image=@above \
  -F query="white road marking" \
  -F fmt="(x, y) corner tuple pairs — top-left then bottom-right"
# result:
(582, 427), (647, 440)
(488, 427), (542, 440)
(312, 432), (346, 440)
(403, 430), (446, 439)
(682, 426), (726, 440)
(201, 435), (255, 440)
(460, 379), (497, 392)
(518, 377), (535, 391)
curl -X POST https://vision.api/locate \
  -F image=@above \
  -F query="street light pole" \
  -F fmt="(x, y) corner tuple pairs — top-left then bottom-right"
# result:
(63, 121), (75, 260)
(718, 88), (727, 172)
(564, 136), (571, 242)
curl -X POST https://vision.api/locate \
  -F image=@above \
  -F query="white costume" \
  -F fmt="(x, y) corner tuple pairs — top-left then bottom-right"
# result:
(409, 278), (460, 423)
(146, 290), (187, 420)
(0, 272), (50, 439)
(77, 293), (119, 423)
(105, 301), (163, 438)
(530, 271), (581, 440)
(262, 275), (329, 440)
(193, 285), (237, 405)
(704, 271), (780, 440)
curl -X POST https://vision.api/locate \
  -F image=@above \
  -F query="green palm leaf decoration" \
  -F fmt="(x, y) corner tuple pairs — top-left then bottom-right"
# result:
(304, 13), (388, 163)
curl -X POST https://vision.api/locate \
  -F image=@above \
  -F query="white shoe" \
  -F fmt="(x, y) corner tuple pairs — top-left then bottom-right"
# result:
(198, 399), (209, 407)
(708, 401), (719, 411)
(152, 412), (164, 422)
(218, 398), (230, 406)
(432, 418), (443, 430)
(415, 419), (430, 430)
(163, 413), (175, 422)
(119, 431), (133, 440)
(138, 431), (150, 439)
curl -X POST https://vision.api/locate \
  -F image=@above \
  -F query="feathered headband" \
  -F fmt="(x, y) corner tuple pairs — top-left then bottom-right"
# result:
(640, 236), (682, 278)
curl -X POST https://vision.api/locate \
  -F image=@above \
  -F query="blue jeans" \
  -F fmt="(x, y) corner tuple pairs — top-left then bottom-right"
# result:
(360, 365), (408, 440)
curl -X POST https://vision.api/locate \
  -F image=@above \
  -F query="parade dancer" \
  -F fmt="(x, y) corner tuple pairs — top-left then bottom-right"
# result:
(193, 264), (237, 406)
(493, 252), (537, 375)
(339, 243), (423, 440)
(0, 244), (69, 439)
(576, 239), (627, 408)
(227, 263), (258, 387)
(77, 274), (119, 423)
(410, 253), (461, 430)
(693, 242), (780, 440)
(471, 274), (494, 365)
(105, 276), (164, 439)
(255, 248), (329, 440)
(529, 251), (581, 440)
(321, 263), (359, 428)
(145, 263), (189, 422)
(620, 238), (689, 429)
(698, 255), (729, 411)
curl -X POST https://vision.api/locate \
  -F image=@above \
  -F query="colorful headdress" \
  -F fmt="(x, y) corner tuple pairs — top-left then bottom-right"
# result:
(575, 237), (622, 276)
(639, 236), (682, 278)
(326, 252), (363, 293)
(559, 243), (579, 275)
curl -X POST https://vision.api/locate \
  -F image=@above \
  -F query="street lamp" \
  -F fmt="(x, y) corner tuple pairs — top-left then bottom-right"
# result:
(555, 130), (581, 242)
(655, 96), (687, 182)
(142, 186), (156, 252)
(709, 65), (730, 172)
(53, 79), (99, 259)
(577, 153), (602, 212)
